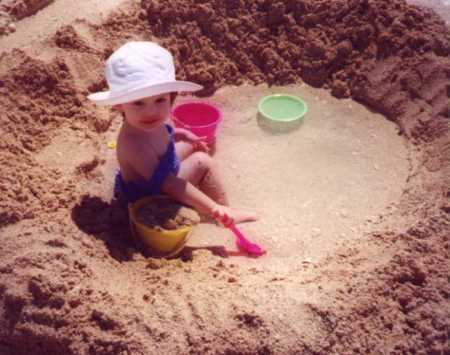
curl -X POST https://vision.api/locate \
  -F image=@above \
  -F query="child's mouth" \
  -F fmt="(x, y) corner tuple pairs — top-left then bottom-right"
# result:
(140, 118), (159, 124)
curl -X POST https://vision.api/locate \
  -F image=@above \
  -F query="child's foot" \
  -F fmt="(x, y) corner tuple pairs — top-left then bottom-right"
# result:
(212, 205), (258, 227)
(232, 209), (258, 224)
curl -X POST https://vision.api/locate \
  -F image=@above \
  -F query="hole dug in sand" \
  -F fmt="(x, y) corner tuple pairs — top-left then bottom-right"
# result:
(187, 84), (410, 262)
(1, 0), (448, 353)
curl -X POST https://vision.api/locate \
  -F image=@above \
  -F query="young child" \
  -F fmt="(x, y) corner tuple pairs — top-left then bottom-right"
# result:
(88, 41), (257, 227)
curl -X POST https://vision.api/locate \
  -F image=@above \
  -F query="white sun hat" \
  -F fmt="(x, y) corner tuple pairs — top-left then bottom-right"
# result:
(88, 41), (203, 106)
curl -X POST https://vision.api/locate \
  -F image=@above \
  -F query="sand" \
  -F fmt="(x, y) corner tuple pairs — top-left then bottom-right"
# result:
(135, 197), (200, 230)
(0, 0), (449, 354)
(186, 84), (410, 262)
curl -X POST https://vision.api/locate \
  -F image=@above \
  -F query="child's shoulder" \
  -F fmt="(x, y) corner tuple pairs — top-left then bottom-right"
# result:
(117, 134), (159, 174)
(117, 131), (138, 152)
(117, 131), (148, 158)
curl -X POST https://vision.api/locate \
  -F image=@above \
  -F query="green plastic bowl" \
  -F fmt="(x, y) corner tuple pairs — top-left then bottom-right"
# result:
(258, 94), (308, 123)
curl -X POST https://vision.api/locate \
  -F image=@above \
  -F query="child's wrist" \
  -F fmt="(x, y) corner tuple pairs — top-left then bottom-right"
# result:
(208, 203), (219, 217)
(192, 141), (200, 150)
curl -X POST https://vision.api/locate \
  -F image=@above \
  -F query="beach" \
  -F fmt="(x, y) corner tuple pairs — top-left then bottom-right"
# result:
(0, 0), (449, 353)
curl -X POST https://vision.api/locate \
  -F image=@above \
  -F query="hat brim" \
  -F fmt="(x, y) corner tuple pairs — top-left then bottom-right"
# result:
(87, 81), (203, 106)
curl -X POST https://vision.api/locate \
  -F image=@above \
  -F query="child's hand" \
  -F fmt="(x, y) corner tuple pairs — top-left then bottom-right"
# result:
(175, 128), (209, 152)
(192, 140), (209, 153)
(212, 205), (234, 227)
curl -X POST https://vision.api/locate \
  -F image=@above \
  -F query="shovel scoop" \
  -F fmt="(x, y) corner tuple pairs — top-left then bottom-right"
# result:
(229, 225), (266, 256)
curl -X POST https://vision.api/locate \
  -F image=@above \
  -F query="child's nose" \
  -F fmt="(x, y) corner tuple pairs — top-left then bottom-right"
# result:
(144, 104), (158, 115)
(148, 102), (164, 113)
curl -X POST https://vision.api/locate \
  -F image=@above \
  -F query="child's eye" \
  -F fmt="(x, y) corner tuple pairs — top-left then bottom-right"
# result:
(156, 97), (167, 104)
(133, 101), (144, 106)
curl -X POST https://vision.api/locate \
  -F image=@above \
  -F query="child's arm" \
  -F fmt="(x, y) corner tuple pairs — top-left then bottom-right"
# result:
(173, 127), (209, 153)
(173, 127), (206, 144)
(162, 174), (235, 226)
(173, 127), (196, 140)
(164, 119), (189, 139)
(123, 141), (235, 225)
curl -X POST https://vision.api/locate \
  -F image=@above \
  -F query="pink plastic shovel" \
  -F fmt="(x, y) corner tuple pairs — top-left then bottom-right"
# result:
(229, 224), (266, 256)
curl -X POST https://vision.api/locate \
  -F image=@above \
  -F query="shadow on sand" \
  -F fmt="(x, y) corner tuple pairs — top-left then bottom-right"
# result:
(71, 194), (247, 262)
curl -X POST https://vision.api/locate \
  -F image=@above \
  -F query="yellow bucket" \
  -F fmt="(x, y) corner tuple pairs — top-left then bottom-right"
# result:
(128, 196), (193, 257)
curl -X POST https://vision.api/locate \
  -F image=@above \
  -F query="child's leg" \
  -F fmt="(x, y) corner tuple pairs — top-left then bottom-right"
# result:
(177, 151), (228, 205)
(177, 152), (257, 224)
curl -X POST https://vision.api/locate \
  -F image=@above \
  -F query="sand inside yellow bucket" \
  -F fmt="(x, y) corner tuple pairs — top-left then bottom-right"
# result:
(129, 196), (200, 256)
(135, 197), (200, 230)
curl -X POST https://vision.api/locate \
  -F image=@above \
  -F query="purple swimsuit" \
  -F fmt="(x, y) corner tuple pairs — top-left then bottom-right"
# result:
(114, 124), (180, 204)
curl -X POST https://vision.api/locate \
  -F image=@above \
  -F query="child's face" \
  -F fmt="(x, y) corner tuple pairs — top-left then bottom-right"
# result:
(116, 93), (171, 131)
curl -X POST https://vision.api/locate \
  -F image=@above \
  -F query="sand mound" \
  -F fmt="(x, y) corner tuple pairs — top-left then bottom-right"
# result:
(0, 0), (449, 354)
(0, 0), (54, 34)
(142, 0), (449, 125)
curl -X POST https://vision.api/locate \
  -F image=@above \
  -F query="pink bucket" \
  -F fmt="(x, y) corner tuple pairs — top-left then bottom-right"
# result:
(172, 102), (223, 144)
